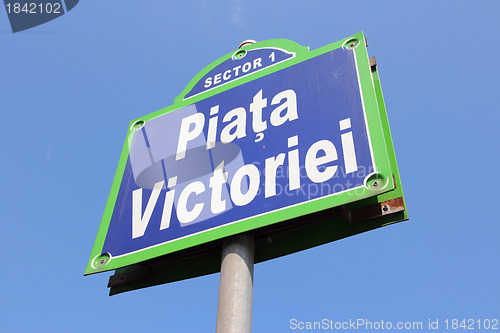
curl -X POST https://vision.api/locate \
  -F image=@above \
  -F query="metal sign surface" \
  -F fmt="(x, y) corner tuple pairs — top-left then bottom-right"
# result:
(85, 32), (406, 278)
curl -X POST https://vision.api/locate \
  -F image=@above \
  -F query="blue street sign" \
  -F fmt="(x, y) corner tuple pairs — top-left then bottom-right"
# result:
(86, 33), (407, 282)
(103, 47), (377, 259)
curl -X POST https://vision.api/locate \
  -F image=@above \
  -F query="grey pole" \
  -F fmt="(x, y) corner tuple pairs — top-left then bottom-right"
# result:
(215, 233), (254, 333)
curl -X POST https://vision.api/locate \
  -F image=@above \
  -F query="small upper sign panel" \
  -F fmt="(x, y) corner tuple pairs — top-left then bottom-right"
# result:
(86, 32), (396, 275)
(184, 47), (296, 100)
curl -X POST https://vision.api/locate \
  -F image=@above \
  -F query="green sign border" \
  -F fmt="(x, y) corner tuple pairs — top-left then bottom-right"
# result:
(85, 32), (407, 279)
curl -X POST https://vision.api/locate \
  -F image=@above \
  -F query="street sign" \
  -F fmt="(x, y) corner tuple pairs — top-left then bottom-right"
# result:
(85, 32), (408, 293)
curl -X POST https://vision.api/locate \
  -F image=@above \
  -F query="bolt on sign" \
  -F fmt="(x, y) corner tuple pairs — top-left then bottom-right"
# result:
(85, 32), (408, 295)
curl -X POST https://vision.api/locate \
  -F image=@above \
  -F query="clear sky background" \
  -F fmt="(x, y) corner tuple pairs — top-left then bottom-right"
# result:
(1, 1), (499, 332)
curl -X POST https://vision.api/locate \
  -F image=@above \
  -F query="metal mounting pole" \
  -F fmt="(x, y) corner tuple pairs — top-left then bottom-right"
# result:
(215, 233), (254, 333)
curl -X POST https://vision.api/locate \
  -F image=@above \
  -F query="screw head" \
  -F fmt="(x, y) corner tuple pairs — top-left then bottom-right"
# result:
(238, 39), (257, 49)
(343, 38), (360, 50)
(382, 205), (390, 212)
(372, 180), (381, 187)
(92, 253), (111, 269)
(131, 120), (144, 131)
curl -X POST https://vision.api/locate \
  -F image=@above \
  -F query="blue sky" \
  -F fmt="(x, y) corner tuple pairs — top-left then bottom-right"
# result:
(1, 1), (499, 332)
